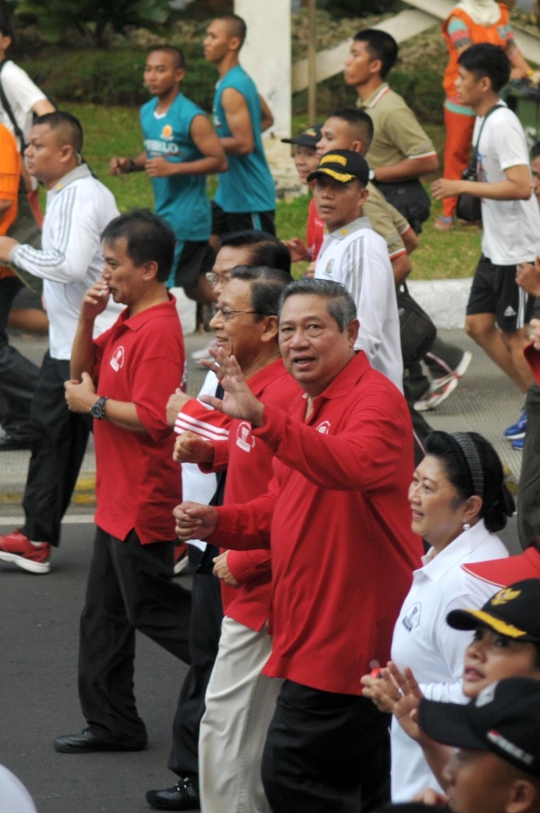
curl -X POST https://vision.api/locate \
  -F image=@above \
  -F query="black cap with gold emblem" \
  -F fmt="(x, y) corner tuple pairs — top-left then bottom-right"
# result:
(281, 124), (323, 148)
(307, 149), (370, 186)
(446, 579), (540, 642)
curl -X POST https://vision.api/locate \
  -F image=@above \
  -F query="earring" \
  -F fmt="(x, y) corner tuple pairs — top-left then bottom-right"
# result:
(462, 521), (471, 532)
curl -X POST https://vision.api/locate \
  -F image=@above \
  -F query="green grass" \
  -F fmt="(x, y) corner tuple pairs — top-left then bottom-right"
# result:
(60, 103), (481, 280)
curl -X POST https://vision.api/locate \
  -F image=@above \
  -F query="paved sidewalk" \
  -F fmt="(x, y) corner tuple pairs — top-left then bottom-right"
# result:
(0, 328), (524, 504)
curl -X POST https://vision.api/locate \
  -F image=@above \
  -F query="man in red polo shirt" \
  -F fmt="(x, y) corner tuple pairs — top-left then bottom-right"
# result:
(175, 278), (423, 813)
(57, 209), (191, 753)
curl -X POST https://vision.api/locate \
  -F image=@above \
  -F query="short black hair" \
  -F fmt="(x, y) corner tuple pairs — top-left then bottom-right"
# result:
(101, 209), (176, 283)
(328, 107), (374, 149)
(278, 278), (357, 332)
(218, 14), (247, 47)
(230, 265), (292, 320)
(531, 141), (540, 161)
(0, 15), (13, 39)
(148, 46), (185, 71)
(33, 111), (84, 154)
(424, 431), (515, 532)
(353, 29), (398, 79)
(457, 43), (510, 93)
(219, 230), (291, 275)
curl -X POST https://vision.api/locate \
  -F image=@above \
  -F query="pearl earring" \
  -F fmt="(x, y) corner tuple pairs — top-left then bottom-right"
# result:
(463, 521), (471, 532)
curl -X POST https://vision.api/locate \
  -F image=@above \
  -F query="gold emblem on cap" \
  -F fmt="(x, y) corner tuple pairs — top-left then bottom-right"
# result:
(320, 154), (347, 166)
(491, 587), (521, 606)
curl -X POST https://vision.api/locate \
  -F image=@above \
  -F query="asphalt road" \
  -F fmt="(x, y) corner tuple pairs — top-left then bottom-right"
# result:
(0, 520), (190, 813)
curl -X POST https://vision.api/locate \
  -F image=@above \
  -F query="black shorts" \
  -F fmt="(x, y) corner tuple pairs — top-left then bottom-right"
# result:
(211, 200), (276, 238)
(466, 254), (534, 331)
(173, 240), (215, 289)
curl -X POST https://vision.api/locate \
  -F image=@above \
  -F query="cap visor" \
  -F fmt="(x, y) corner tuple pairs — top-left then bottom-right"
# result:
(306, 168), (356, 184)
(447, 609), (528, 639)
(418, 700), (487, 750)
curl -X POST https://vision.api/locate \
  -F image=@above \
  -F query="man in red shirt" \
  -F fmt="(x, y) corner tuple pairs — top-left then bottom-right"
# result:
(57, 209), (191, 753)
(175, 278), (423, 813)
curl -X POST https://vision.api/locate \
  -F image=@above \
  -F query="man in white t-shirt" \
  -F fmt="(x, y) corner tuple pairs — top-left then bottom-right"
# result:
(432, 44), (540, 435)
(312, 148), (403, 391)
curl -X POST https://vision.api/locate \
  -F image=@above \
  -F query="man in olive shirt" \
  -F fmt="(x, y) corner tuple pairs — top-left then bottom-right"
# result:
(344, 28), (470, 411)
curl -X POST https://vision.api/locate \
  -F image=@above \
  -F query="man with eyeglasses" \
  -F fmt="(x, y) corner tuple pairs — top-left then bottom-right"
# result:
(147, 232), (291, 810)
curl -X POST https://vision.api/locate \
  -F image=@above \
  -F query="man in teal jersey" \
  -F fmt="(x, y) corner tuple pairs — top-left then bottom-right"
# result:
(204, 15), (276, 244)
(110, 47), (227, 305)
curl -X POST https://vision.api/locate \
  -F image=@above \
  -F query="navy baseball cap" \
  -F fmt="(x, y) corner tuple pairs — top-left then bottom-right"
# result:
(282, 124), (323, 148)
(447, 579), (540, 643)
(307, 149), (369, 186)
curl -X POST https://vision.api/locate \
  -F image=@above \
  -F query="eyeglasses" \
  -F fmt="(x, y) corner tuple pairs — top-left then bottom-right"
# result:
(211, 304), (262, 321)
(206, 271), (232, 287)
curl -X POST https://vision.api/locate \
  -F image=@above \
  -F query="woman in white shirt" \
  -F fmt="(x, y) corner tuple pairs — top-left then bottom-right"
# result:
(362, 430), (515, 801)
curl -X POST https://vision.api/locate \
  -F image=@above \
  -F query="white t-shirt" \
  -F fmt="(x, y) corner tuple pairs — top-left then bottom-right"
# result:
(174, 370), (229, 552)
(314, 216), (403, 391)
(474, 104), (540, 265)
(390, 520), (508, 801)
(0, 764), (37, 813)
(0, 60), (47, 147)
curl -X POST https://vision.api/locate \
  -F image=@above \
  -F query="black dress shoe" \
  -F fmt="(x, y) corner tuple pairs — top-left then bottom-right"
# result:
(54, 728), (147, 754)
(145, 776), (200, 810)
(0, 434), (31, 451)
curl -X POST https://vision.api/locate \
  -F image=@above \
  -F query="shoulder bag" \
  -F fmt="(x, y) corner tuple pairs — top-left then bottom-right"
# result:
(455, 104), (503, 223)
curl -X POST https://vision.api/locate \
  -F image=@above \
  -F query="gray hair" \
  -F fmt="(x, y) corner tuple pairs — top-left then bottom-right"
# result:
(278, 278), (357, 332)
(230, 265), (291, 319)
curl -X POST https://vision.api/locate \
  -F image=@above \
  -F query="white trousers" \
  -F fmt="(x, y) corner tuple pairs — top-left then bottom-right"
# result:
(199, 616), (283, 813)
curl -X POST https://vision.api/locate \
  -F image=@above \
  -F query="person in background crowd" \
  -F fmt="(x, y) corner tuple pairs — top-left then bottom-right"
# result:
(0, 14), (55, 221)
(310, 149), (403, 391)
(57, 210), (191, 754)
(0, 120), (40, 451)
(437, 0), (530, 230)
(146, 231), (292, 811)
(175, 279), (422, 813)
(433, 44), (540, 449)
(416, 677), (540, 813)
(282, 123), (323, 275)
(361, 429), (513, 800)
(0, 112), (122, 574)
(204, 14), (276, 242)
(110, 46), (227, 305)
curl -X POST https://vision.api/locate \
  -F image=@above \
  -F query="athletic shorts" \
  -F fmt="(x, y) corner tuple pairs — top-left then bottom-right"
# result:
(211, 200), (276, 238)
(466, 254), (534, 331)
(171, 240), (215, 289)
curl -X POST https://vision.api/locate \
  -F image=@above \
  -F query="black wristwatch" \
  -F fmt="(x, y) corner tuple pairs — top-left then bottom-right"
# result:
(90, 396), (109, 420)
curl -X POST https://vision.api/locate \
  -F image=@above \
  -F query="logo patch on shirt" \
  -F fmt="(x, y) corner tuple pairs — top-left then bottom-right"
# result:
(161, 124), (173, 140)
(402, 602), (421, 632)
(315, 420), (331, 434)
(504, 306), (516, 318)
(324, 259), (334, 275)
(236, 421), (256, 452)
(110, 346), (125, 372)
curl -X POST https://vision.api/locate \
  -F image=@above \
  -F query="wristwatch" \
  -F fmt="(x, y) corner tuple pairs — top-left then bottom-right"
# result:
(90, 396), (109, 420)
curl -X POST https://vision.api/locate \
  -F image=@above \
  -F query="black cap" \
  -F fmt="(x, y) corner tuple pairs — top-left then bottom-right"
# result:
(447, 579), (540, 643)
(418, 677), (540, 779)
(281, 124), (323, 148)
(307, 149), (369, 186)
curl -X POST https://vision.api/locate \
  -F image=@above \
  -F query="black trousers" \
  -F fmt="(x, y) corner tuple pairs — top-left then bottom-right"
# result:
(261, 680), (390, 813)
(406, 336), (465, 401)
(519, 382), (540, 548)
(78, 527), (192, 746)
(403, 373), (432, 466)
(20, 352), (90, 546)
(0, 276), (40, 440)
(168, 544), (223, 777)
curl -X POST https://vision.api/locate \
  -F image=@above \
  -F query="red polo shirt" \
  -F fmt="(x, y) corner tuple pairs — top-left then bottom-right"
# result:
(307, 197), (324, 262)
(93, 297), (185, 544)
(210, 351), (423, 695)
(201, 358), (301, 632)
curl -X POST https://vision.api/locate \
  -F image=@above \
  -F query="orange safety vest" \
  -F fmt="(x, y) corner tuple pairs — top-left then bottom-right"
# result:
(442, 4), (511, 99)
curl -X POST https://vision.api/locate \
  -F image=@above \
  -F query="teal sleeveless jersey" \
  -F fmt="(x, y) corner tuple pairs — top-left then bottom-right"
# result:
(213, 66), (275, 213)
(140, 93), (211, 241)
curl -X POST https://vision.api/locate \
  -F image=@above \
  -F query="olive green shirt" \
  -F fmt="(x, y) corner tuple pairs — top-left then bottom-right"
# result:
(365, 181), (409, 259)
(358, 84), (436, 168)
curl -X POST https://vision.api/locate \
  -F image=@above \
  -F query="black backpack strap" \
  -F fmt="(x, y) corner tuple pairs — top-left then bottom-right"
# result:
(0, 59), (26, 152)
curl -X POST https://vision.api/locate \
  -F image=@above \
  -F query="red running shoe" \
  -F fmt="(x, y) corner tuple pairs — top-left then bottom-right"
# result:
(0, 530), (51, 574)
